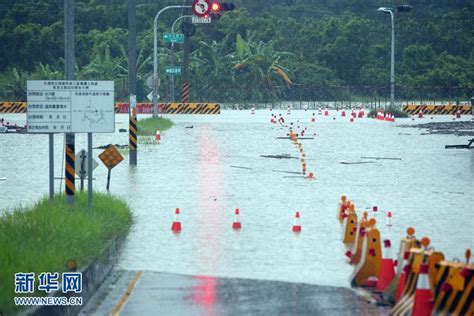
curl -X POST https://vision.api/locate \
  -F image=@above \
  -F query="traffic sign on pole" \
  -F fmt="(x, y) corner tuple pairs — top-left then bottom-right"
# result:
(192, 0), (211, 17)
(166, 66), (181, 75)
(163, 32), (184, 43)
(192, 16), (212, 24)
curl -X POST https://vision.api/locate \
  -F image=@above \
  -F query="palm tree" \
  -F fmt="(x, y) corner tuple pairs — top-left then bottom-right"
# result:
(231, 33), (294, 103)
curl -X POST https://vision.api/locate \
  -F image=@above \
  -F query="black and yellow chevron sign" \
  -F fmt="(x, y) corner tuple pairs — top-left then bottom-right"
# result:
(403, 104), (471, 115)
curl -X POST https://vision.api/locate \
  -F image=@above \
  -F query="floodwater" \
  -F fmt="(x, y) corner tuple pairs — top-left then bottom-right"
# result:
(1, 111), (473, 288)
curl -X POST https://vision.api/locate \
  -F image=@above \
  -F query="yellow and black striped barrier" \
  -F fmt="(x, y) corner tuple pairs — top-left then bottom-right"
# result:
(65, 143), (75, 197)
(403, 104), (472, 115)
(0, 102), (27, 113)
(129, 108), (137, 150)
(163, 103), (220, 114)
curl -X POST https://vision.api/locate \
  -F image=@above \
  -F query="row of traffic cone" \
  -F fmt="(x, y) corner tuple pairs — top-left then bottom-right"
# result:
(170, 208), (303, 233)
(375, 111), (396, 122)
(288, 129), (315, 179)
(337, 195), (473, 316)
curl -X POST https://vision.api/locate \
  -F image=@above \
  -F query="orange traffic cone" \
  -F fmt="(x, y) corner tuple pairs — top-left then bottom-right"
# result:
(232, 208), (242, 229)
(292, 212), (301, 232)
(375, 239), (395, 292)
(418, 110), (423, 118)
(395, 251), (410, 303)
(155, 128), (161, 141)
(412, 263), (433, 316)
(171, 208), (182, 232)
(311, 113), (316, 122)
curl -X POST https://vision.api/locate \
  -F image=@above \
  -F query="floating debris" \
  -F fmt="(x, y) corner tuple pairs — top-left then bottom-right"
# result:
(272, 170), (301, 175)
(360, 157), (402, 161)
(94, 144), (128, 150)
(340, 161), (377, 165)
(260, 154), (298, 159)
(230, 165), (253, 170)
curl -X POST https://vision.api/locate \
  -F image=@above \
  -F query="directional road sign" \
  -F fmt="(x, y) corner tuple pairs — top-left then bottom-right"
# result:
(166, 66), (181, 75)
(163, 33), (184, 44)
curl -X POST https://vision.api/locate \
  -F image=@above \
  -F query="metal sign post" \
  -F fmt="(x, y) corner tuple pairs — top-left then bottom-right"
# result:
(27, 80), (115, 208)
(87, 133), (93, 208)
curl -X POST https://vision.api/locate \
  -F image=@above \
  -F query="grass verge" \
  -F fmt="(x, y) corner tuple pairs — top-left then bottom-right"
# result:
(137, 117), (173, 136)
(0, 192), (133, 314)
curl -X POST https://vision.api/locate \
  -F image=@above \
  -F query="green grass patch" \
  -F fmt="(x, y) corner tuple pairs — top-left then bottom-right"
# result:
(137, 117), (173, 136)
(0, 192), (133, 314)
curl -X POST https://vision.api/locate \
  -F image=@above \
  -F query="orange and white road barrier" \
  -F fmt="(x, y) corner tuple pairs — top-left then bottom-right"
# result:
(412, 263), (433, 316)
(384, 227), (418, 303)
(342, 207), (357, 246)
(155, 128), (161, 141)
(171, 208), (182, 233)
(431, 249), (474, 315)
(391, 237), (444, 316)
(341, 110), (346, 117)
(349, 218), (382, 287)
(292, 211), (302, 232)
(346, 211), (368, 262)
(232, 208), (242, 229)
(324, 108), (329, 116)
(337, 195), (347, 220)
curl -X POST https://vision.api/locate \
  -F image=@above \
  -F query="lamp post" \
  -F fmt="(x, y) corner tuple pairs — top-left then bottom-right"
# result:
(153, 5), (191, 117)
(377, 5), (411, 109)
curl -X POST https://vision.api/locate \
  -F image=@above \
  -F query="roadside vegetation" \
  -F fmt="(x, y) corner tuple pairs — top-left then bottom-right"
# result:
(0, 1), (471, 104)
(0, 192), (133, 314)
(137, 117), (173, 136)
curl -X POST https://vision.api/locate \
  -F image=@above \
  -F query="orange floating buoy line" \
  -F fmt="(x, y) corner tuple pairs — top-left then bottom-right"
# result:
(337, 195), (473, 314)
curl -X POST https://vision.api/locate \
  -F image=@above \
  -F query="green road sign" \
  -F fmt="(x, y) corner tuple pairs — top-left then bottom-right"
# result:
(163, 33), (184, 44)
(166, 66), (181, 75)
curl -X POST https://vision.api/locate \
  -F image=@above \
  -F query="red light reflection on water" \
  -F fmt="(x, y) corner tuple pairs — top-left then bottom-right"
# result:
(191, 276), (217, 312)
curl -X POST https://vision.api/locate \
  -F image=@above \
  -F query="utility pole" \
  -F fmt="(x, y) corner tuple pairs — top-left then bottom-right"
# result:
(64, 0), (75, 204)
(129, 0), (137, 165)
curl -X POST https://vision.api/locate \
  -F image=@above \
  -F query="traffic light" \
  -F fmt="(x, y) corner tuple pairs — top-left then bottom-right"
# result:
(211, 1), (221, 12)
(209, 2), (235, 20)
(397, 5), (412, 12)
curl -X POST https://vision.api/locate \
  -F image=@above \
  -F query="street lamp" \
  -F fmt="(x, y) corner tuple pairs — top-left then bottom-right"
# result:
(377, 5), (412, 109)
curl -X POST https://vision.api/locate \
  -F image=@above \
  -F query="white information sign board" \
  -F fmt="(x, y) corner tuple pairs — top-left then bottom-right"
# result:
(27, 80), (115, 133)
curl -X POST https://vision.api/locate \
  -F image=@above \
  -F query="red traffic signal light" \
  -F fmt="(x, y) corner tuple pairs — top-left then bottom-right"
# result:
(211, 1), (221, 12)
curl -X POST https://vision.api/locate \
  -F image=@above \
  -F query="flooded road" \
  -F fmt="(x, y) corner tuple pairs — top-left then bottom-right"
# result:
(1, 111), (473, 288)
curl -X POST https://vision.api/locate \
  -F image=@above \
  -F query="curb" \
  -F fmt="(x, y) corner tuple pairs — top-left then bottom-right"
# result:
(22, 235), (126, 316)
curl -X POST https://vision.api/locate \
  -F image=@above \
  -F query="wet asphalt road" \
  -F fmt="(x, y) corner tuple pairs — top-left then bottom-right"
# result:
(82, 270), (389, 316)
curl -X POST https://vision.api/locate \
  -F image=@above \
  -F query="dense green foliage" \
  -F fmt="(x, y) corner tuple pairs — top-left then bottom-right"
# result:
(0, 191), (133, 313)
(0, 0), (472, 103)
(137, 116), (173, 135)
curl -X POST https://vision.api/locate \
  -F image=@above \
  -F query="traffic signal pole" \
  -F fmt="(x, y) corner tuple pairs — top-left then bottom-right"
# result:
(129, 0), (137, 165)
(64, 0), (75, 204)
(153, 5), (191, 117)
(182, 34), (190, 103)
